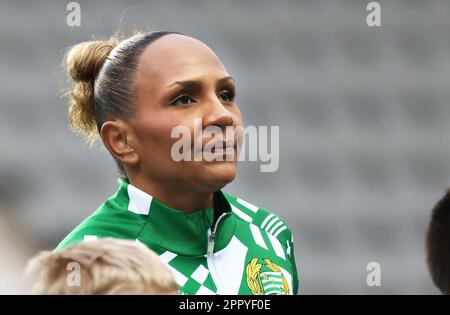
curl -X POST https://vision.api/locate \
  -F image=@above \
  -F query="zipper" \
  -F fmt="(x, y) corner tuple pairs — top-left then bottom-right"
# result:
(207, 212), (227, 255)
(206, 212), (228, 294)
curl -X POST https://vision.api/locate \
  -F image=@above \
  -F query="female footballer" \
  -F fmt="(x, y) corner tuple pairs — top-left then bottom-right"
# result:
(57, 31), (298, 295)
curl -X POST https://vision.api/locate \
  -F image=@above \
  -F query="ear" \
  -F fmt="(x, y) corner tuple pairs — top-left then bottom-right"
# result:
(100, 120), (139, 168)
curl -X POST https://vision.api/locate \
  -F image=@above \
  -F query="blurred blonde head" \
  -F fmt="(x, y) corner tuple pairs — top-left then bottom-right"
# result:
(25, 238), (178, 295)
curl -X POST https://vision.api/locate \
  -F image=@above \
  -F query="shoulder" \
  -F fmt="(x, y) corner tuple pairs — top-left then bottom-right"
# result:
(223, 192), (299, 294)
(223, 192), (294, 248)
(56, 198), (147, 250)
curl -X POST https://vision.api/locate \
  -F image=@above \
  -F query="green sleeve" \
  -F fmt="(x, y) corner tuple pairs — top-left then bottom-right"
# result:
(276, 223), (299, 295)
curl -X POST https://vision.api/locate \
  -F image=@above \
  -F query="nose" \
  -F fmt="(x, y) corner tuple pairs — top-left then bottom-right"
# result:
(202, 97), (234, 130)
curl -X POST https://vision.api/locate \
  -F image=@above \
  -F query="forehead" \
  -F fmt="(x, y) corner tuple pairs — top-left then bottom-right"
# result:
(136, 34), (228, 86)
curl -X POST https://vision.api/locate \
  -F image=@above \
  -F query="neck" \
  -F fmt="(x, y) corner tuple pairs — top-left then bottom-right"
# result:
(127, 176), (214, 214)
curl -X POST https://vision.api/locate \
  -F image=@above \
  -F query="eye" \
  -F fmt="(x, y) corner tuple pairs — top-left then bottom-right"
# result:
(219, 90), (236, 103)
(170, 94), (195, 106)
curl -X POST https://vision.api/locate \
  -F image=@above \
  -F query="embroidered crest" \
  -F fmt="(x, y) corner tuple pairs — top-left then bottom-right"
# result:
(246, 258), (289, 295)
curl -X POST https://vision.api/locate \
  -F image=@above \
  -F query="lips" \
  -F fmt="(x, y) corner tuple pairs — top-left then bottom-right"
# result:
(210, 140), (234, 153)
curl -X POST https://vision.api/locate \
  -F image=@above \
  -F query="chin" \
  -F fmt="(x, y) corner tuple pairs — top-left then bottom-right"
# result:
(202, 161), (237, 190)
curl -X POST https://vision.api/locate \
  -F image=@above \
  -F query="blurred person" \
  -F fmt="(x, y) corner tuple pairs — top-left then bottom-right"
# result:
(0, 204), (37, 294)
(426, 189), (450, 295)
(57, 31), (298, 295)
(26, 238), (178, 294)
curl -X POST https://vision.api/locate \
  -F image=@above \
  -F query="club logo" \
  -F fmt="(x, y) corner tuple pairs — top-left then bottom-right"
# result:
(246, 258), (289, 295)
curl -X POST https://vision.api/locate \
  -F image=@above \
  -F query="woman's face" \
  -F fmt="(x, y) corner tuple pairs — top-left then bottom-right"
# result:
(129, 34), (243, 193)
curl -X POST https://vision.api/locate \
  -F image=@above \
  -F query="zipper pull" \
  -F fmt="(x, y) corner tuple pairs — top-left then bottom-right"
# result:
(207, 232), (215, 254)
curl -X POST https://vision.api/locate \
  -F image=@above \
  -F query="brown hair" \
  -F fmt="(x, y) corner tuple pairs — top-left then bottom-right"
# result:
(426, 188), (450, 295)
(25, 238), (179, 294)
(64, 31), (181, 177)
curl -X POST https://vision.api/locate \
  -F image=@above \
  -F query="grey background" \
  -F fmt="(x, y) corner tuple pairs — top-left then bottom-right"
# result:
(1, 0), (449, 294)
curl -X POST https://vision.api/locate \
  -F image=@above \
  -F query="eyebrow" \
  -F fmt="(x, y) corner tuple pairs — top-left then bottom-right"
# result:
(168, 76), (235, 89)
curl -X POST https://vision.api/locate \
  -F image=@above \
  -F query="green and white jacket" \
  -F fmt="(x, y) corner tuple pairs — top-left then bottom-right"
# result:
(57, 178), (299, 295)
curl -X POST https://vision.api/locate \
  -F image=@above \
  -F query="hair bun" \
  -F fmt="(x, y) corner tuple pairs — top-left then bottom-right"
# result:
(64, 38), (119, 144)
(66, 39), (118, 83)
